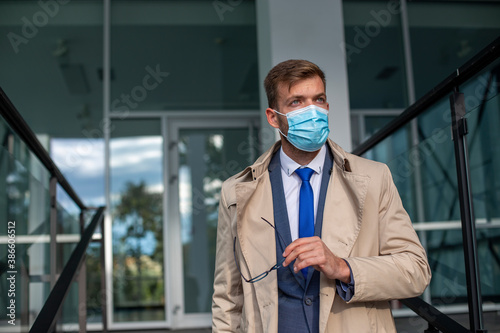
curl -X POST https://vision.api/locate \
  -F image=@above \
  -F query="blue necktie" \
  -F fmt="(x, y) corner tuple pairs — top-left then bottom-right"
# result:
(295, 167), (315, 279)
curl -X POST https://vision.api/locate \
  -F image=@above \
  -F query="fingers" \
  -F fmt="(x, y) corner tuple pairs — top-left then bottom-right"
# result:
(282, 237), (312, 266)
(281, 237), (352, 282)
(282, 236), (320, 257)
(282, 237), (326, 270)
(293, 250), (326, 273)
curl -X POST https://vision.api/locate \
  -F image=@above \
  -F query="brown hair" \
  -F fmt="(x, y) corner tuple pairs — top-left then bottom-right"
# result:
(264, 59), (326, 110)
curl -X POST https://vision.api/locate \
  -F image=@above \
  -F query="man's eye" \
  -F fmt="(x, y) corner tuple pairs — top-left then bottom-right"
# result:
(317, 97), (325, 103)
(291, 100), (300, 105)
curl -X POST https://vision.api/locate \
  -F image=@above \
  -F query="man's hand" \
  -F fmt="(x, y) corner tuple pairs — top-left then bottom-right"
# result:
(282, 236), (351, 283)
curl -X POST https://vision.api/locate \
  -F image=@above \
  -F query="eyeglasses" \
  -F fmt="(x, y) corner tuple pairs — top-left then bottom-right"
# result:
(233, 217), (287, 283)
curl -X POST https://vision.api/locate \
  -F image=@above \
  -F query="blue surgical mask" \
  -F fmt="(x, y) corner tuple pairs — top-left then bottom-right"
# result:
(274, 105), (330, 152)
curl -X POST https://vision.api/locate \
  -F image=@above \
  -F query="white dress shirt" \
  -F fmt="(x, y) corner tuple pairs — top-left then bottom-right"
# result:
(279, 144), (327, 241)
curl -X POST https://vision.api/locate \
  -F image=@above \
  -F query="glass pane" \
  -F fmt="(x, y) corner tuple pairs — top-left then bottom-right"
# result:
(0, 118), (52, 331)
(59, 280), (81, 328)
(179, 127), (256, 313)
(110, 0), (258, 111)
(362, 94), (465, 306)
(464, 66), (500, 222)
(110, 119), (165, 322)
(426, 229), (467, 305)
(363, 122), (411, 181)
(343, 1), (408, 108)
(86, 241), (104, 324)
(464, 65), (500, 305)
(414, 98), (458, 224)
(364, 96), (455, 224)
(56, 187), (80, 285)
(51, 138), (105, 207)
(476, 228), (500, 304)
(364, 115), (396, 139)
(352, 114), (399, 149)
(408, 1), (500, 100)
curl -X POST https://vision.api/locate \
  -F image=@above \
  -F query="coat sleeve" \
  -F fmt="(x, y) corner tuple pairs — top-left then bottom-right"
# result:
(345, 164), (432, 303)
(212, 183), (243, 331)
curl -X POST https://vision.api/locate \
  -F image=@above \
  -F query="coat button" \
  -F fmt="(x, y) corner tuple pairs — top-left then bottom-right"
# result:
(304, 298), (312, 306)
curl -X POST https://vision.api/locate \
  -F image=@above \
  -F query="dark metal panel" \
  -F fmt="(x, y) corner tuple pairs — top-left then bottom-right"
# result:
(450, 92), (486, 333)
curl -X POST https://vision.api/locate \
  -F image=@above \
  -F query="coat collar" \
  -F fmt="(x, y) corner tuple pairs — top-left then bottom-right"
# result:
(239, 139), (353, 181)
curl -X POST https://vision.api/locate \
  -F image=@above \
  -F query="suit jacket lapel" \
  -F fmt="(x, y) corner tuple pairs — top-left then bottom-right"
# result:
(304, 148), (334, 286)
(268, 152), (293, 247)
(268, 151), (305, 287)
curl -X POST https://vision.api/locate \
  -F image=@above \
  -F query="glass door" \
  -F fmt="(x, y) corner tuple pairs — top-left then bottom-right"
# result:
(109, 118), (166, 327)
(166, 116), (259, 328)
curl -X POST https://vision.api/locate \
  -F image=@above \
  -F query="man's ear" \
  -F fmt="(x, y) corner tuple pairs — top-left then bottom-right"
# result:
(265, 108), (280, 128)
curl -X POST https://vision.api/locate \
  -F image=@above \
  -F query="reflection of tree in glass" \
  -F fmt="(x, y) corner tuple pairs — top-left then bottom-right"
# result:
(114, 181), (164, 307)
(85, 243), (103, 322)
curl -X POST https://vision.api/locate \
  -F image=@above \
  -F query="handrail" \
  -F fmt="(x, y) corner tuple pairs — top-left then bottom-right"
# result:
(29, 206), (105, 333)
(0, 86), (86, 210)
(352, 36), (500, 156)
(400, 297), (470, 333)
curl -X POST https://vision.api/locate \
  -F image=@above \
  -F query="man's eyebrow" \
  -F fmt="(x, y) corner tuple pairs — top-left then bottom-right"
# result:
(286, 94), (305, 101)
(286, 93), (326, 100)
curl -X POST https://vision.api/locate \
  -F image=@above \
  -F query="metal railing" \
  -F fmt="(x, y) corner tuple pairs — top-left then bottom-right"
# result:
(0, 87), (107, 332)
(352, 37), (500, 333)
(29, 207), (105, 333)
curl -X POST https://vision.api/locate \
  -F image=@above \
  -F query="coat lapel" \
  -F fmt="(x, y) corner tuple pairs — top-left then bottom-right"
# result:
(235, 171), (279, 328)
(319, 144), (370, 333)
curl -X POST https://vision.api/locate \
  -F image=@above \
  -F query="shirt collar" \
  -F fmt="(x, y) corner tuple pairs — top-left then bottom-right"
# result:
(280, 144), (327, 177)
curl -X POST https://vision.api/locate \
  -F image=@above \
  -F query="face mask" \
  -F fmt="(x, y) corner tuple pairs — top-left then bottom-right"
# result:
(274, 105), (330, 152)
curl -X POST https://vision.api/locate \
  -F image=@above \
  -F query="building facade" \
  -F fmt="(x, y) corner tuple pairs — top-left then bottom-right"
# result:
(1, 0), (499, 330)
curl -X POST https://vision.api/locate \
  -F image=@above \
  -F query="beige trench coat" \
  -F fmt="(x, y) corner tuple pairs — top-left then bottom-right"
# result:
(212, 139), (431, 332)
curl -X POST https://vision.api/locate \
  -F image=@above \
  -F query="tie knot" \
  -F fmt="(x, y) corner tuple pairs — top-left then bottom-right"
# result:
(295, 167), (314, 182)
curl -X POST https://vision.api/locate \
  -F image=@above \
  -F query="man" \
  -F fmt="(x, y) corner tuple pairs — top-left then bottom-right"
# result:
(212, 59), (431, 332)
